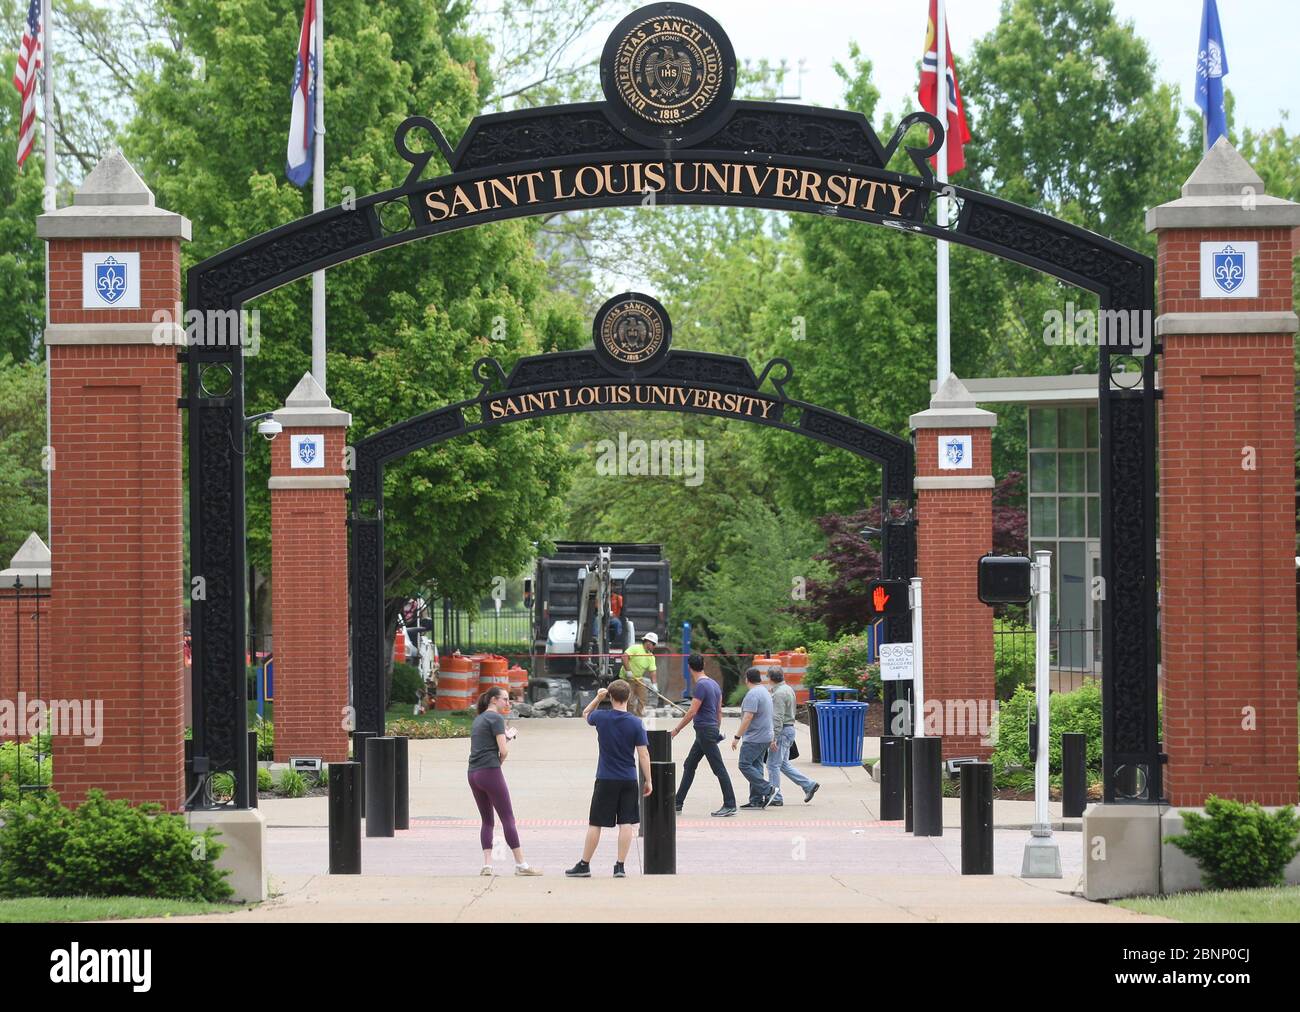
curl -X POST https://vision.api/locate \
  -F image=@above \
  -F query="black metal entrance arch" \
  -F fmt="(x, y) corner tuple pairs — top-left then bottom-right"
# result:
(184, 3), (1158, 809)
(347, 330), (917, 739)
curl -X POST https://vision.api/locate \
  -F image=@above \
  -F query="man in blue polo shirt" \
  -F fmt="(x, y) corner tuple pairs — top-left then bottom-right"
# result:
(669, 653), (737, 816)
(566, 679), (651, 878)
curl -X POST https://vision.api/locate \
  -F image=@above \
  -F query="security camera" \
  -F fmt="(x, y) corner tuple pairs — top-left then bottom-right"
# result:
(257, 418), (283, 441)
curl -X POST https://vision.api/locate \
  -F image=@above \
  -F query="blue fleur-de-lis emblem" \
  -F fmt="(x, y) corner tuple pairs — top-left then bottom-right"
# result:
(945, 438), (965, 466)
(1213, 245), (1245, 294)
(95, 256), (128, 305)
(297, 438), (318, 466)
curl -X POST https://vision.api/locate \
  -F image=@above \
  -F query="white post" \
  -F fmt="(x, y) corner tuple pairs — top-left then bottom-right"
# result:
(42, 0), (56, 540)
(934, 0), (951, 385)
(909, 577), (924, 736)
(310, 0), (327, 391)
(1022, 549), (1062, 877)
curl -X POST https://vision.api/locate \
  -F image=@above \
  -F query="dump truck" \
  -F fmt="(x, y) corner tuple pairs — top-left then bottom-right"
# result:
(525, 542), (671, 698)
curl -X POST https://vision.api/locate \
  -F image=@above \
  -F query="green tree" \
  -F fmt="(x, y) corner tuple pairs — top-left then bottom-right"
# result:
(0, 356), (47, 561)
(121, 0), (586, 655)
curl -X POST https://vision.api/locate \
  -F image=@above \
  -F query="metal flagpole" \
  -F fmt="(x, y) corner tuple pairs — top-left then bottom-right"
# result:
(1022, 550), (1062, 877)
(311, 0), (326, 390)
(43, 0), (55, 541)
(935, 0), (951, 385)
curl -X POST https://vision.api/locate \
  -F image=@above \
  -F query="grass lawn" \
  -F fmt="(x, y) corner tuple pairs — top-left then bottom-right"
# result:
(0, 897), (242, 923)
(1115, 886), (1300, 922)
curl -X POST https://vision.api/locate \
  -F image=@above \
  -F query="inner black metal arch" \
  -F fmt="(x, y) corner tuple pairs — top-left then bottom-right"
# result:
(346, 349), (916, 738)
(184, 98), (1159, 810)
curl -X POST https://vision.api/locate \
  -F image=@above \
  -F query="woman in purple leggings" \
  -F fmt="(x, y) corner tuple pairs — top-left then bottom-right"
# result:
(467, 686), (541, 876)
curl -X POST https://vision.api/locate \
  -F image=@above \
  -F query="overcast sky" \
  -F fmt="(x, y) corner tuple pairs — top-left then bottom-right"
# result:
(583, 1), (1298, 135)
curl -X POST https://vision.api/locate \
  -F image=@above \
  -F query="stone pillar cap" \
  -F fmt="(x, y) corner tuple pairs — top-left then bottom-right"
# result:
(273, 372), (352, 428)
(910, 373), (998, 429)
(36, 149), (191, 240)
(1146, 137), (1300, 231)
(1, 532), (51, 589)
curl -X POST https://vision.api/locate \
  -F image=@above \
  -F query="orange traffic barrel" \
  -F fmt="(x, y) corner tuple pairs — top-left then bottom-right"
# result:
(783, 648), (810, 704)
(751, 655), (783, 683)
(478, 655), (510, 696)
(507, 664), (528, 699)
(436, 654), (475, 711)
(393, 627), (407, 663)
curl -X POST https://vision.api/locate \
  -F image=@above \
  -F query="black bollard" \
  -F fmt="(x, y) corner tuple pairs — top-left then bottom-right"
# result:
(328, 761), (362, 874)
(247, 731), (260, 810)
(184, 738), (196, 803)
(959, 762), (994, 874)
(352, 730), (375, 817)
(644, 761), (677, 874)
(364, 736), (396, 838)
(394, 736), (410, 831)
(1062, 732), (1087, 818)
(642, 729), (672, 836)
(911, 735), (943, 837)
(879, 735), (906, 821)
(808, 702), (821, 764)
(903, 735), (914, 832)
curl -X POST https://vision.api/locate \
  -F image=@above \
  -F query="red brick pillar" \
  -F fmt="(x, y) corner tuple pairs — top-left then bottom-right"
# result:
(910, 376), (997, 758)
(35, 151), (189, 809)
(0, 534), (53, 742)
(269, 373), (351, 762)
(1147, 138), (1300, 806)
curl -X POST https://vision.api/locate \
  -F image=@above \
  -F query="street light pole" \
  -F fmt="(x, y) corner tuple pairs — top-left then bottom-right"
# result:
(1022, 550), (1062, 877)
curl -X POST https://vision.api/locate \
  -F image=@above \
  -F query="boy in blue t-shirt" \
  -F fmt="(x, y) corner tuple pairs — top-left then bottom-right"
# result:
(565, 679), (651, 878)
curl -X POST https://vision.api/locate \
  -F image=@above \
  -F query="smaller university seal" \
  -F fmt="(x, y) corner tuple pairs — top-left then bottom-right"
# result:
(601, 3), (735, 143)
(593, 293), (673, 376)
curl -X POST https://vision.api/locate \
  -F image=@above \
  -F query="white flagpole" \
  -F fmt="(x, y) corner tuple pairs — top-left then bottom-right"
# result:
(311, 0), (326, 390)
(935, 0), (951, 385)
(43, 0), (56, 542)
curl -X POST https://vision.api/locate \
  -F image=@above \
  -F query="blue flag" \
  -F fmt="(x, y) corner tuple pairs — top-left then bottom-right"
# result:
(1196, 0), (1229, 149)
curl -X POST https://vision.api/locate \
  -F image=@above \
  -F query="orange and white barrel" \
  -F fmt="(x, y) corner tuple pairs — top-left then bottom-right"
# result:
(751, 655), (783, 684)
(507, 664), (529, 700)
(478, 655), (510, 698)
(435, 655), (476, 711)
(783, 649), (810, 705)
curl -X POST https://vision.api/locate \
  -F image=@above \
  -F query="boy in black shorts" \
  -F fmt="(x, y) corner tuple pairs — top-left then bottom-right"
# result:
(565, 679), (651, 878)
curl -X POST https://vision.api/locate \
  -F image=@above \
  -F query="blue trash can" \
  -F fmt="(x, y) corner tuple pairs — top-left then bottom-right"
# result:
(814, 685), (867, 767)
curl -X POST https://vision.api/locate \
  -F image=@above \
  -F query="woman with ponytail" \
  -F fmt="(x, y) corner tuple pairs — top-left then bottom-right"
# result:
(467, 686), (540, 876)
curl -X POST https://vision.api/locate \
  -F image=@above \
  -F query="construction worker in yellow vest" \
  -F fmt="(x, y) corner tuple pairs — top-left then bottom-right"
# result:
(622, 632), (659, 717)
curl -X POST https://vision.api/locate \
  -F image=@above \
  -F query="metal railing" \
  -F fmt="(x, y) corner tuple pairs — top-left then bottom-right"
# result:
(993, 620), (1101, 696)
(434, 602), (532, 656)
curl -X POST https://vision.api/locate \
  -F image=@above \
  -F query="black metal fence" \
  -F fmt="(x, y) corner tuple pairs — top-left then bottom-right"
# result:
(2, 578), (52, 797)
(993, 620), (1101, 697)
(433, 601), (532, 657)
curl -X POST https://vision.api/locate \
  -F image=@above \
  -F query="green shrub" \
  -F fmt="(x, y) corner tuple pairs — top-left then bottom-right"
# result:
(990, 681), (1103, 787)
(1168, 797), (1300, 890)
(256, 767), (273, 793)
(253, 719), (274, 761)
(993, 620), (1034, 699)
(0, 790), (232, 901)
(277, 768), (307, 799)
(385, 717), (470, 739)
(0, 737), (53, 807)
(805, 633), (881, 701)
(390, 661), (425, 705)
(209, 772), (234, 802)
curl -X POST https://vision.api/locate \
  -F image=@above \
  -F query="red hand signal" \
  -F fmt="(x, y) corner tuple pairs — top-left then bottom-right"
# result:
(872, 585), (889, 613)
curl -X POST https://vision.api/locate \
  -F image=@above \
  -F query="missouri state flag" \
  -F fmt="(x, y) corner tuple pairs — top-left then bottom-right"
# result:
(285, 0), (319, 187)
(918, 0), (971, 175)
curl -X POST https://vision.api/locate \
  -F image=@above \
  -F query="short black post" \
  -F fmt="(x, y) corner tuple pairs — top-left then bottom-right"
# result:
(1062, 732), (1087, 818)
(642, 729), (672, 838)
(184, 738), (196, 802)
(247, 730), (260, 810)
(808, 702), (821, 764)
(394, 736), (410, 830)
(911, 735), (943, 837)
(352, 730), (375, 817)
(644, 761), (677, 874)
(328, 761), (362, 874)
(364, 736), (396, 838)
(879, 735), (905, 821)
(903, 734), (914, 832)
(959, 762), (994, 874)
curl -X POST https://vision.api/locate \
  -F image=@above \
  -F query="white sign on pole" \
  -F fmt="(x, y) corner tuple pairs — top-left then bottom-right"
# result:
(879, 642), (914, 682)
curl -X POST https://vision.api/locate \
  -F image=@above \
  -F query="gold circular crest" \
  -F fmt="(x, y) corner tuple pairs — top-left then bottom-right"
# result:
(599, 300), (666, 365)
(612, 15), (725, 127)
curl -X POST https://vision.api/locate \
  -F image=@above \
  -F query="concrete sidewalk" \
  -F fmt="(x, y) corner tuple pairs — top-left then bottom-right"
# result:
(156, 716), (1157, 922)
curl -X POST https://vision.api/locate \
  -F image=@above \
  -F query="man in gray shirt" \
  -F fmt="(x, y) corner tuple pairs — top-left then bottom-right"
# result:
(730, 667), (776, 809)
(765, 668), (819, 805)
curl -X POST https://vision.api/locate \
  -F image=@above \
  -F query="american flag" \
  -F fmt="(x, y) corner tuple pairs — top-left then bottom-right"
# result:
(11, 0), (43, 168)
